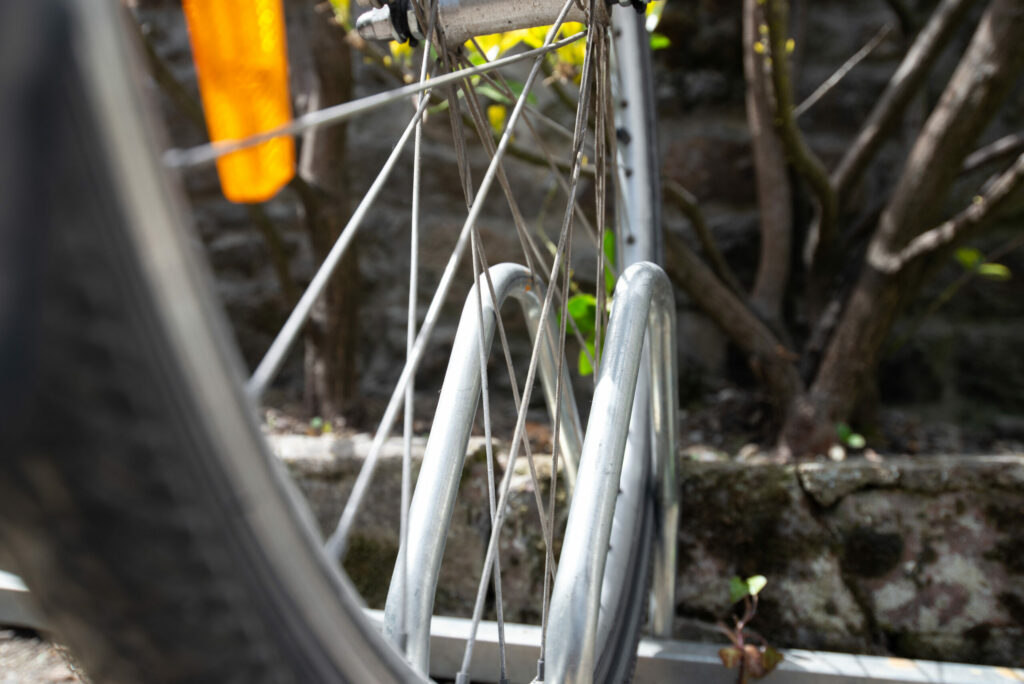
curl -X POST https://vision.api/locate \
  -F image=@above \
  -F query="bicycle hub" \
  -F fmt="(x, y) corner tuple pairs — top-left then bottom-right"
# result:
(355, 0), (650, 47)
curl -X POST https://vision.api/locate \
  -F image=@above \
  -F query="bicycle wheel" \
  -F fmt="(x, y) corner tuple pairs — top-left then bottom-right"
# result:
(0, 0), (669, 682)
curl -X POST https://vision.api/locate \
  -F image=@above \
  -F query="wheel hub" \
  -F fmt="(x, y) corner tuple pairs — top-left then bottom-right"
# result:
(355, 0), (650, 47)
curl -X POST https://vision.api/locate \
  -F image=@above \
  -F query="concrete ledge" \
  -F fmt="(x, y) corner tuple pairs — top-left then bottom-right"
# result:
(0, 570), (45, 631)
(276, 435), (1024, 668)
(364, 610), (1024, 683)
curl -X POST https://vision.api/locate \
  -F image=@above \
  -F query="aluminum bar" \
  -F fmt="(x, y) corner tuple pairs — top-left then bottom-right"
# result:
(544, 261), (677, 682)
(383, 263), (584, 674)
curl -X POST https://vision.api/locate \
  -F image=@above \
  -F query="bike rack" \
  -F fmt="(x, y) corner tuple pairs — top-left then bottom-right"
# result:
(544, 261), (678, 682)
(363, 611), (1024, 684)
(382, 263), (585, 673)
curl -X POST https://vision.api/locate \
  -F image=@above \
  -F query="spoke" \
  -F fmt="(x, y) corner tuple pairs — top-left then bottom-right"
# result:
(539, 8), (599, 668)
(398, 0), (439, 652)
(441, 46), (562, 607)
(455, 73), (540, 293)
(247, 95), (431, 400)
(469, 228), (509, 683)
(467, 52), (618, 286)
(324, 3), (577, 561)
(593, 29), (610, 380)
(459, 3), (599, 676)
(467, 37), (591, 150)
(163, 31), (586, 169)
(453, 53), (610, 377)
(455, 74), (564, 561)
(470, 232), (558, 583)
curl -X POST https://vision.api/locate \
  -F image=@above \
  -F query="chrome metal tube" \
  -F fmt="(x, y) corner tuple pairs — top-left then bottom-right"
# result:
(434, 0), (587, 45)
(544, 261), (678, 682)
(383, 263), (584, 674)
(357, 0), (588, 47)
(609, 4), (676, 641)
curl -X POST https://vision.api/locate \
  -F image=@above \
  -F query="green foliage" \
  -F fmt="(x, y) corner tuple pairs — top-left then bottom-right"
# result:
(567, 294), (597, 374)
(719, 574), (782, 683)
(568, 229), (617, 376)
(955, 247), (1012, 281)
(308, 416), (333, 435)
(746, 574), (767, 596)
(977, 262), (1012, 280)
(729, 575), (767, 603)
(649, 33), (671, 51)
(602, 227), (616, 296)
(836, 422), (866, 449)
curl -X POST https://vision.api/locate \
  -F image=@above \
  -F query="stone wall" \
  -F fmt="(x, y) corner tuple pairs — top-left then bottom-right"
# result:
(277, 434), (1024, 667)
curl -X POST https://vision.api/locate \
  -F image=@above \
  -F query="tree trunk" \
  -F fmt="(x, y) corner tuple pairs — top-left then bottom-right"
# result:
(664, 229), (804, 415)
(743, 0), (793, 328)
(781, 0), (1024, 456)
(289, 2), (359, 421)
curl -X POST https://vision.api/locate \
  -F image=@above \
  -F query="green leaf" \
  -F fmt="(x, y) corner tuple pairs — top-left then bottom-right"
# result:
(719, 646), (743, 669)
(955, 247), (982, 270)
(729, 576), (749, 604)
(649, 33), (671, 50)
(978, 262), (1011, 281)
(762, 646), (784, 673)
(836, 422), (865, 449)
(578, 337), (596, 376)
(602, 229), (617, 296)
(746, 575), (767, 596)
(567, 294), (597, 337)
(475, 85), (512, 105)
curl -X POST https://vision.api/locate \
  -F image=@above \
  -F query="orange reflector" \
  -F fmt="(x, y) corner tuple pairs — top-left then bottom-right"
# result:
(182, 0), (295, 203)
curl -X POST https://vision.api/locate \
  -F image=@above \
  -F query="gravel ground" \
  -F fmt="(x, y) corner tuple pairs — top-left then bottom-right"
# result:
(0, 631), (85, 684)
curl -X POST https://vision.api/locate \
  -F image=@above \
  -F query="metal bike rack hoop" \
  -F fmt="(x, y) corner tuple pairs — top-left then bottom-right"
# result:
(383, 263), (585, 674)
(545, 261), (679, 683)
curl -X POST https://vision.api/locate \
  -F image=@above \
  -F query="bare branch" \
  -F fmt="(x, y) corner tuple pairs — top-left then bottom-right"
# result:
(744, 0), (793, 325)
(663, 229), (804, 410)
(793, 0), (1024, 450)
(763, 0), (838, 270)
(664, 181), (745, 298)
(872, 0), (1024, 256)
(962, 132), (1024, 175)
(794, 23), (893, 119)
(870, 153), (1024, 273)
(832, 0), (979, 199)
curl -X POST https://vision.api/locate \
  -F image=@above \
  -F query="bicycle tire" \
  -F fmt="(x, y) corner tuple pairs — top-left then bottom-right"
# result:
(0, 0), (664, 682)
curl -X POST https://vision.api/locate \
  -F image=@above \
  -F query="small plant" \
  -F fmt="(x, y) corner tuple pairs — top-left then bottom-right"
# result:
(836, 422), (865, 450)
(717, 575), (783, 684)
(308, 416), (333, 436)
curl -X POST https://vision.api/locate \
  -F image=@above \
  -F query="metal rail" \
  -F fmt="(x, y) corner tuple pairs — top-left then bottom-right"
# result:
(544, 261), (678, 682)
(382, 263), (585, 673)
(360, 611), (1024, 684)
